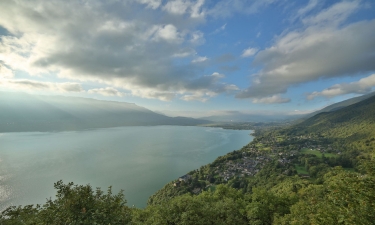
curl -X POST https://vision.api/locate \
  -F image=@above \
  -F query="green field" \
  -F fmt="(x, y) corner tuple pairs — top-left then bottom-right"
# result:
(295, 164), (309, 175)
(301, 148), (337, 158)
(276, 136), (284, 142)
(255, 143), (271, 151)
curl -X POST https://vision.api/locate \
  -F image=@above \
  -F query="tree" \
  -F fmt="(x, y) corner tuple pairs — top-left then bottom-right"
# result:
(0, 181), (132, 225)
(276, 167), (375, 224)
(132, 185), (248, 225)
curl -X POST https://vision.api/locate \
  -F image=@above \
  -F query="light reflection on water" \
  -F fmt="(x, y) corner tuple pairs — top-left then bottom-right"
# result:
(0, 126), (252, 211)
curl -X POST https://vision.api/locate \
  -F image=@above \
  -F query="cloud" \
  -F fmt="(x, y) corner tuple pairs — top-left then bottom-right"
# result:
(1, 79), (83, 93)
(189, 30), (205, 45)
(0, 0), (233, 101)
(163, 0), (205, 18)
(136, 0), (162, 9)
(180, 93), (209, 102)
(153, 24), (184, 43)
(88, 87), (125, 97)
(211, 23), (227, 34)
(302, 0), (360, 25)
(237, 1), (375, 99)
(208, 0), (279, 18)
(0, 62), (14, 79)
(297, 0), (319, 17)
(184, 72), (238, 93)
(131, 88), (176, 101)
(172, 48), (196, 57)
(192, 56), (208, 63)
(307, 74), (375, 100)
(252, 95), (290, 104)
(241, 47), (258, 57)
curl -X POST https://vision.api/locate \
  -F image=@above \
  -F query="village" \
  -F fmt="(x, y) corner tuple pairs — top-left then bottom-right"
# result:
(172, 132), (343, 194)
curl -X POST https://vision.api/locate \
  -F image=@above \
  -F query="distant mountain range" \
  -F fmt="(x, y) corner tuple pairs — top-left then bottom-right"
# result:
(0, 92), (209, 132)
(1, 91), (375, 132)
(199, 92), (375, 123)
(199, 112), (300, 123)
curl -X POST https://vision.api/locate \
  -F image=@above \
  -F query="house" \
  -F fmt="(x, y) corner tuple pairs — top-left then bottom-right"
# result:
(179, 174), (192, 182)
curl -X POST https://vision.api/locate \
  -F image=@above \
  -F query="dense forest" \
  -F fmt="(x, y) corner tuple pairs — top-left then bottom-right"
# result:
(2, 95), (375, 224)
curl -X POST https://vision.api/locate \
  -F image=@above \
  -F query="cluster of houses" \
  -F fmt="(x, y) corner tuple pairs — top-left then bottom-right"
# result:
(216, 155), (272, 181)
(172, 133), (339, 193)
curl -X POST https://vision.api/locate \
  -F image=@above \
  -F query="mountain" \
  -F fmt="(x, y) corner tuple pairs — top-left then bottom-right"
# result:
(307, 92), (375, 117)
(200, 111), (301, 123)
(0, 92), (210, 132)
(287, 93), (375, 152)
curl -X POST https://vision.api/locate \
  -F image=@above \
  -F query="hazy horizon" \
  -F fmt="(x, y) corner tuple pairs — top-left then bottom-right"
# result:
(1, 0), (375, 116)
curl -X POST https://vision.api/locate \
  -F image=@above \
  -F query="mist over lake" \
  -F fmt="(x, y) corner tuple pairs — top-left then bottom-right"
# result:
(0, 126), (252, 211)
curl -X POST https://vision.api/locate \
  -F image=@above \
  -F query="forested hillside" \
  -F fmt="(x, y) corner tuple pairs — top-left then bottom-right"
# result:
(287, 94), (375, 154)
(2, 95), (375, 224)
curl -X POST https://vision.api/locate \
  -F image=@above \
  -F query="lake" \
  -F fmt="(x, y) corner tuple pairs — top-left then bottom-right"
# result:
(0, 126), (252, 211)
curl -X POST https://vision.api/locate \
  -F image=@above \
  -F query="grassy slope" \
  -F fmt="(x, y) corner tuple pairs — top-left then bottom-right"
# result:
(287, 94), (375, 154)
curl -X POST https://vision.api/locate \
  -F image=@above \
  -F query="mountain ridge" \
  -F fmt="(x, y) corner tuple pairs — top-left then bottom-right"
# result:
(0, 92), (210, 132)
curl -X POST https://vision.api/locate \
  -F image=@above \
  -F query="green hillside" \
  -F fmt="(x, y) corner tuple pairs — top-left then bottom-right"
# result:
(307, 91), (375, 116)
(287, 94), (375, 155)
(2, 94), (375, 224)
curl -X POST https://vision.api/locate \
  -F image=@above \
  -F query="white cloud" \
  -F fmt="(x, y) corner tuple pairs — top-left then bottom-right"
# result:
(190, 30), (205, 45)
(211, 72), (224, 79)
(237, 1), (375, 99)
(163, 0), (190, 15)
(131, 88), (176, 101)
(252, 95), (290, 104)
(153, 24), (184, 43)
(180, 93), (209, 102)
(212, 23), (227, 34)
(88, 87), (125, 97)
(0, 0), (234, 102)
(307, 74), (375, 100)
(0, 63), (14, 79)
(297, 0), (319, 17)
(241, 47), (258, 57)
(190, 0), (205, 18)
(223, 84), (239, 92)
(172, 48), (196, 57)
(192, 56), (208, 63)
(302, 0), (360, 25)
(136, 0), (162, 9)
(163, 0), (205, 18)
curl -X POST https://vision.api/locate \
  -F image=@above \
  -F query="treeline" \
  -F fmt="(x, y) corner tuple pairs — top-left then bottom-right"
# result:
(2, 163), (375, 224)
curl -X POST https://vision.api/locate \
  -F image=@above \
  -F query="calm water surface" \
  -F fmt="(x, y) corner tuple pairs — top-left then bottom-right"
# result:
(0, 126), (252, 210)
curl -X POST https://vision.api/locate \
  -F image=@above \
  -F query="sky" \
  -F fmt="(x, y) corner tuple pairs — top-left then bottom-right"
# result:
(0, 0), (375, 118)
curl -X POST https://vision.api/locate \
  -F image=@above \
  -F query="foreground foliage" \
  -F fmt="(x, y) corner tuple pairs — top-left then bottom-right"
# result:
(0, 181), (132, 225)
(2, 163), (375, 224)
